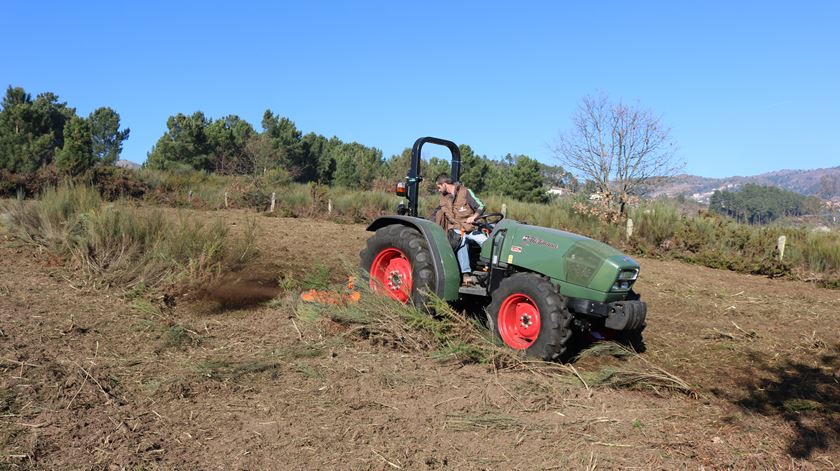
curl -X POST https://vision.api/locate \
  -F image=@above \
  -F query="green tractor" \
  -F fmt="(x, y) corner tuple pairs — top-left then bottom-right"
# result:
(360, 137), (646, 361)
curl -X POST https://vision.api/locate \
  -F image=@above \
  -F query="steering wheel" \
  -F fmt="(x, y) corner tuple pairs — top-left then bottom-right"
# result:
(474, 212), (504, 232)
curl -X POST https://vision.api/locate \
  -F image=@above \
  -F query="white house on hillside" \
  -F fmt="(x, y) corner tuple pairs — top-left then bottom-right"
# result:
(548, 187), (572, 196)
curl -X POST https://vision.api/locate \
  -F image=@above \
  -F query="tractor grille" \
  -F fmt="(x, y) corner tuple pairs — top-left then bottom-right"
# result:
(565, 244), (604, 286)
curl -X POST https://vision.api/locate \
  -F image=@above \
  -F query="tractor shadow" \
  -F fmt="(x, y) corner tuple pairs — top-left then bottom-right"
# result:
(728, 344), (840, 459)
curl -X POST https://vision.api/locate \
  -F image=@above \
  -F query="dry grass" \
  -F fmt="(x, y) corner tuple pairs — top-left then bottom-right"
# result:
(574, 342), (696, 396)
(1, 184), (258, 291)
(194, 344), (327, 380)
(445, 412), (521, 431)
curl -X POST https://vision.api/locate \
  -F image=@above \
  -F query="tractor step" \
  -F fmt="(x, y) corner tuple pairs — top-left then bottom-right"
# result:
(458, 285), (487, 296)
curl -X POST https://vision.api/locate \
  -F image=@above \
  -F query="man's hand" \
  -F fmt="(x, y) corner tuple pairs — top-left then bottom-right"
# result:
(466, 214), (478, 224)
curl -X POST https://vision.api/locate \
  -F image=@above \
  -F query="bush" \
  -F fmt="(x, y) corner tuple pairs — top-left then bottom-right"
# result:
(83, 166), (149, 200)
(630, 203), (679, 250)
(798, 231), (840, 274)
(0, 166), (62, 198)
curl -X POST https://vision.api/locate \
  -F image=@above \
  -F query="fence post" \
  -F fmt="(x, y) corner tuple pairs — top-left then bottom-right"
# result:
(328, 198), (332, 215)
(501, 203), (507, 218)
(626, 218), (634, 241)
(187, 190), (192, 203)
(224, 191), (229, 209)
(270, 192), (276, 213)
(777, 235), (786, 261)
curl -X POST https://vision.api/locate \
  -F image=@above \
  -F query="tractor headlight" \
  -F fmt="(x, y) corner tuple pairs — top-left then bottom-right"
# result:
(611, 269), (638, 292)
(611, 280), (633, 292)
(618, 269), (639, 281)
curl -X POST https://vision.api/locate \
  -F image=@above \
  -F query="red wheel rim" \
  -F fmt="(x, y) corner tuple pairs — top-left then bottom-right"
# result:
(369, 248), (413, 303)
(498, 293), (541, 349)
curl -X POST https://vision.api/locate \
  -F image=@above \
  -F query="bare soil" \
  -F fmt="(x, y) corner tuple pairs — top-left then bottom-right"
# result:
(1, 208), (839, 470)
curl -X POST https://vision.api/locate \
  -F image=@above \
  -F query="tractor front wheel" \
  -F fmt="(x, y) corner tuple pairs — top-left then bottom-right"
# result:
(360, 224), (436, 307)
(486, 273), (573, 361)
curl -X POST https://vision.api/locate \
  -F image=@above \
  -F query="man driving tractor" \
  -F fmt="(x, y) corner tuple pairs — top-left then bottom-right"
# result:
(361, 137), (647, 360)
(433, 173), (487, 285)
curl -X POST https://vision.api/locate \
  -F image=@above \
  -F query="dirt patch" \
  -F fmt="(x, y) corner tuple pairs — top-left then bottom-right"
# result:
(2, 209), (840, 469)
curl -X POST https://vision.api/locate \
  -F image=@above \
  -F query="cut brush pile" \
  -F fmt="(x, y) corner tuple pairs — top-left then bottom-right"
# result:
(294, 272), (696, 396)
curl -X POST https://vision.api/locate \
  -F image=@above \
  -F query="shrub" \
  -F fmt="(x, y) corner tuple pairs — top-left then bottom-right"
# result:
(798, 231), (840, 274)
(630, 203), (679, 250)
(83, 166), (149, 200)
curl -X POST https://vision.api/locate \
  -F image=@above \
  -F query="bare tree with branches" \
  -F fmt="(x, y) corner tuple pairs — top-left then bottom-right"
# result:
(553, 94), (683, 213)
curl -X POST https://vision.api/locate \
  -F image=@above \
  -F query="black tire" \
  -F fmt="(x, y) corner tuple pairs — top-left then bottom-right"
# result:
(359, 224), (436, 307)
(486, 273), (573, 361)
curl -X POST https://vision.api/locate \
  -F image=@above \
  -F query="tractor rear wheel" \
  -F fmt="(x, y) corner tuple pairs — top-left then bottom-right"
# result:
(486, 273), (573, 361)
(360, 224), (436, 307)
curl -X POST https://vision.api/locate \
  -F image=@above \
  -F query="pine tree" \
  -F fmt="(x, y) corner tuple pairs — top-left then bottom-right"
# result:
(55, 116), (94, 175)
(0, 86), (74, 172)
(88, 107), (130, 166)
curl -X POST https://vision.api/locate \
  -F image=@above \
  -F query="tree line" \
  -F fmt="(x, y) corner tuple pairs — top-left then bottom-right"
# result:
(709, 184), (822, 224)
(1, 85), (578, 203)
(0, 86), (129, 175)
(143, 108), (579, 203)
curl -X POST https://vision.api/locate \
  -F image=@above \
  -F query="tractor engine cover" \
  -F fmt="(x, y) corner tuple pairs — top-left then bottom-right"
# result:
(604, 300), (647, 331)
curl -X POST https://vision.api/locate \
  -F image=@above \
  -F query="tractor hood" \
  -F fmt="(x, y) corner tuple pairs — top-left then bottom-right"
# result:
(483, 221), (640, 301)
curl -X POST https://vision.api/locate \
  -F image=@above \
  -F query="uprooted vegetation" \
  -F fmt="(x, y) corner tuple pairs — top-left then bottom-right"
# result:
(292, 273), (696, 397)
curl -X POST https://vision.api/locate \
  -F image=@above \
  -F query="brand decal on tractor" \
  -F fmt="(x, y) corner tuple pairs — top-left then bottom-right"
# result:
(521, 235), (559, 249)
(510, 246), (522, 253)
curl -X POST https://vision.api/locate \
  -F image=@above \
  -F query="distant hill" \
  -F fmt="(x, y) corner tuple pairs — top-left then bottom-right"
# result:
(115, 160), (141, 170)
(651, 166), (840, 203)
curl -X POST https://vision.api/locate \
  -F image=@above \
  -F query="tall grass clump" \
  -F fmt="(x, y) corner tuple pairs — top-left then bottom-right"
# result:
(3, 185), (102, 249)
(275, 184), (312, 215)
(137, 167), (229, 208)
(1, 185), (257, 290)
(630, 202), (680, 250)
(796, 231), (840, 274)
(329, 187), (395, 222)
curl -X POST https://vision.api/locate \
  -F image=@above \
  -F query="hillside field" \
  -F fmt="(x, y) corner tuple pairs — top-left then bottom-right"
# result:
(1, 207), (839, 470)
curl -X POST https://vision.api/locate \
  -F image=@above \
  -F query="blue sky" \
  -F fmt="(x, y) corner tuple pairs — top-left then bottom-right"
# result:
(3, 1), (838, 178)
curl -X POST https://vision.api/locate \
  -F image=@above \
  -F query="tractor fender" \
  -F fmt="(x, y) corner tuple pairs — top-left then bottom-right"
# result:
(367, 216), (461, 301)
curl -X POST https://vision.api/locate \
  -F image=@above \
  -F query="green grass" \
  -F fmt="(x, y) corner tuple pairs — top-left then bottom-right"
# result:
(160, 324), (201, 350)
(130, 299), (162, 317)
(783, 398), (825, 413)
(301, 263), (333, 290)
